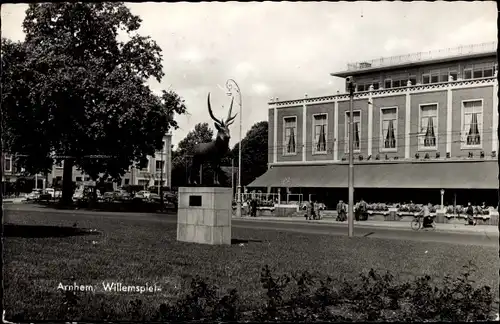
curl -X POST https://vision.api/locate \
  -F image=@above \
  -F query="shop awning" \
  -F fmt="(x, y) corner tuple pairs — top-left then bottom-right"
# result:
(248, 161), (498, 189)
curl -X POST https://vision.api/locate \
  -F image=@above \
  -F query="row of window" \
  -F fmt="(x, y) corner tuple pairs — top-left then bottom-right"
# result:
(138, 160), (166, 172)
(3, 157), (167, 173)
(354, 63), (497, 92)
(282, 99), (485, 156)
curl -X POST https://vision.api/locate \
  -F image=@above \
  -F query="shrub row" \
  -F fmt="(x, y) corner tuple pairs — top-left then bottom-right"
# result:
(10, 262), (497, 322)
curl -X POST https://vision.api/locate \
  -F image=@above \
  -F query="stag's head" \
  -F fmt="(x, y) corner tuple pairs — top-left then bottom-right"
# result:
(207, 93), (238, 143)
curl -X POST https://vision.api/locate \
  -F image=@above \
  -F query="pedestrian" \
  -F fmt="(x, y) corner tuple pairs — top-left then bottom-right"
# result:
(466, 202), (475, 225)
(354, 201), (360, 221)
(251, 198), (258, 217)
(305, 200), (313, 220)
(479, 202), (487, 216)
(314, 201), (322, 220)
(336, 200), (346, 222)
(358, 198), (368, 221)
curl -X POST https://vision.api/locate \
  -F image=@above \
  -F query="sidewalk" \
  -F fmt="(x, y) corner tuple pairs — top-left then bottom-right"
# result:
(233, 215), (499, 234)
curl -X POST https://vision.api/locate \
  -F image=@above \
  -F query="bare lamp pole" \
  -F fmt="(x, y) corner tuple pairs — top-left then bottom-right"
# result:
(226, 79), (242, 217)
(159, 139), (164, 207)
(347, 76), (356, 238)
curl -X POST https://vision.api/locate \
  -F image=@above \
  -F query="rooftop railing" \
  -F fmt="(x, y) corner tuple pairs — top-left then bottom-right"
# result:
(346, 41), (497, 71)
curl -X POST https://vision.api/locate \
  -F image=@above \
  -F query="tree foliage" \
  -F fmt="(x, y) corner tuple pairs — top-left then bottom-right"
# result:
(1, 3), (187, 202)
(228, 121), (268, 187)
(171, 123), (214, 186)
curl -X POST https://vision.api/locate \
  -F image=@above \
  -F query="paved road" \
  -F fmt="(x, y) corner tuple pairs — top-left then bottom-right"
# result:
(4, 204), (498, 247)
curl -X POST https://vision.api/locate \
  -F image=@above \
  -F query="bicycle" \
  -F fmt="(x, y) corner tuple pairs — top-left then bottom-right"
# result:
(411, 215), (436, 231)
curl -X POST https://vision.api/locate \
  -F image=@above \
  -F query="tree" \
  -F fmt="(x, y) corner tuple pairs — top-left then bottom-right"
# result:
(229, 121), (268, 187)
(1, 3), (187, 204)
(172, 123), (213, 186)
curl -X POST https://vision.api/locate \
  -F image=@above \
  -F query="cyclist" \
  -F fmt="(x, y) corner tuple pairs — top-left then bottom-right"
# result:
(417, 203), (434, 228)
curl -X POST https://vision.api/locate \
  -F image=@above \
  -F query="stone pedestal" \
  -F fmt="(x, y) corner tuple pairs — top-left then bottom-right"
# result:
(177, 187), (232, 245)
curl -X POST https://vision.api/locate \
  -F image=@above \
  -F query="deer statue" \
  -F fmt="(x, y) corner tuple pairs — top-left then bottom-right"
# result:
(188, 93), (237, 185)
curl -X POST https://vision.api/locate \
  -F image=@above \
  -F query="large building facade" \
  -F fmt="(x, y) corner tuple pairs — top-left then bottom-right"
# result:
(250, 42), (498, 207)
(2, 133), (173, 192)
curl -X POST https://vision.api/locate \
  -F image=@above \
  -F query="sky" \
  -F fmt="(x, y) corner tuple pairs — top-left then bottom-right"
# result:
(1, 1), (497, 149)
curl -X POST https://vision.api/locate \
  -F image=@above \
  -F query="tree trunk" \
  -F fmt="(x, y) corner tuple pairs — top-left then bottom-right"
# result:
(61, 158), (74, 205)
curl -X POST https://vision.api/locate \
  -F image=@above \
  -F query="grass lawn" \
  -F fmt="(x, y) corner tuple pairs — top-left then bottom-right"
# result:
(3, 209), (499, 320)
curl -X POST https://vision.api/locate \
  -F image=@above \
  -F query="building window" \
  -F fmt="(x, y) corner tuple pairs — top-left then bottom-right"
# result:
(409, 75), (416, 86)
(478, 63), (495, 78)
(156, 160), (164, 172)
(461, 100), (483, 148)
(4, 155), (12, 172)
(430, 72), (439, 83)
(473, 69), (483, 79)
(357, 84), (365, 92)
(141, 158), (149, 171)
(76, 177), (82, 182)
(449, 70), (458, 81)
(380, 108), (397, 151)
(283, 116), (297, 155)
(124, 179), (130, 185)
(372, 82), (380, 90)
(384, 79), (392, 89)
(345, 111), (361, 153)
(418, 104), (438, 150)
(313, 114), (328, 154)
(483, 68), (493, 77)
(422, 74), (430, 84)
(392, 80), (401, 88)
(464, 68), (472, 80)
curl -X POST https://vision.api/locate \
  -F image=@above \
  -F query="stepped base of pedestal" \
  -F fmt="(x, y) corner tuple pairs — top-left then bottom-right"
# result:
(177, 187), (232, 245)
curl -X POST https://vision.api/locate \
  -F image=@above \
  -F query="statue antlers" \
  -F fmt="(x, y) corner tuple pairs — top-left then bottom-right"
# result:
(188, 93), (238, 185)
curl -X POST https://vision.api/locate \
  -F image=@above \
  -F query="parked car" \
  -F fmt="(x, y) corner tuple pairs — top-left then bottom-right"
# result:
(45, 188), (55, 197)
(103, 190), (131, 202)
(26, 189), (42, 201)
(102, 191), (116, 202)
(73, 186), (102, 202)
(135, 190), (151, 199)
(148, 193), (161, 203)
(72, 190), (85, 201)
(117, 190), (131, 201)
(164, 191), (178, 208)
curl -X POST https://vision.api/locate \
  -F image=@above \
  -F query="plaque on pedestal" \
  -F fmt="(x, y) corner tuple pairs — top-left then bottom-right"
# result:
(177, 187), (232, 245)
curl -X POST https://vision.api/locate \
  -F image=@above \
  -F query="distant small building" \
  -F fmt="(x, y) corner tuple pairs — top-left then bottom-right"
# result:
(1, 133), (173, 192)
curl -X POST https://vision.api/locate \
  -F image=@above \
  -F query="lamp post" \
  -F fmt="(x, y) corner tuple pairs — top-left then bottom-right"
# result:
(347, 76), (356, 238)
(440, 189), (445, 210)
(226, 79), (243, 217)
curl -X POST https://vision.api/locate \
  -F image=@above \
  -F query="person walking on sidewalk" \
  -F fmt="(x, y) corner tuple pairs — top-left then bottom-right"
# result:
(313, 201), (321, 220)
(304, 200), (312, 220)
(358, 198), (368, 221)
(336, 200), (346, 222)
(466, 202), (475, 226)
(250, 198), (258, 217)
